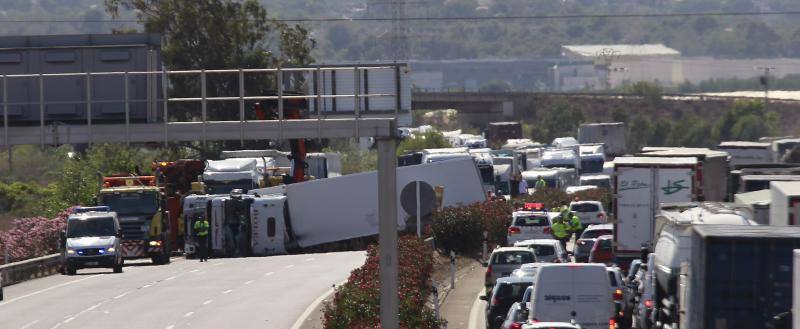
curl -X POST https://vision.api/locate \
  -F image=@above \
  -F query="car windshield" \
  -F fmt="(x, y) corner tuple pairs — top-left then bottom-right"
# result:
(581, 229), (612, 239)
(598, 239), (613, 249)
(67, 217), (116, 238)
(608, 271), (619, 286)
(531, 245), (555, 256)
(571, 203), (600, 212)
(526, 178), (557, 188)
(492, 251), (535, 265)
(580, 159), (604, 174)
(493, 282), (533, 304)
(514, 215), (549, 226)
(100, 192), (158, 215)
(583, 178), (611, 189)
(205, 180), (254, 194)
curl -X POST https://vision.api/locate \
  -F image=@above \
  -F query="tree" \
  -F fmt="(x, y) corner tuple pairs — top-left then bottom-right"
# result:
(104, 0), (316, 157)
(396, 131), (452, 155)
(535, 99), (584, 142)
(478, 80), (512, 92)
(714, 100), (778, 142)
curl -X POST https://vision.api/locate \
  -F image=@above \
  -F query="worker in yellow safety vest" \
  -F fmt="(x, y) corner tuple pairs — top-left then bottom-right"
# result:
(551, 216), (570, 251)
(193, 216), (210, 262)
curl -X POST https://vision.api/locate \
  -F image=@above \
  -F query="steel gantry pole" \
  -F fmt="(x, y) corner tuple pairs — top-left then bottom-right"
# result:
(377, 130), (399, 329)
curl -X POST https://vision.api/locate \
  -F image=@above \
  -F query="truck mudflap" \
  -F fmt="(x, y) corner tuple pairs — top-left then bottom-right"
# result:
(122, 240), (145, 258)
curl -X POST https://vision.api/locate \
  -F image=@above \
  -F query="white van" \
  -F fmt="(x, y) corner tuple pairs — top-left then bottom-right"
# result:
(529, 263), (615, 329)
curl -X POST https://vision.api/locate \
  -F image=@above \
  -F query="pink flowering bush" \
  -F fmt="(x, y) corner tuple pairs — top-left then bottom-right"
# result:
(322, 236), (445, 329)
(0, 209), (71, 264)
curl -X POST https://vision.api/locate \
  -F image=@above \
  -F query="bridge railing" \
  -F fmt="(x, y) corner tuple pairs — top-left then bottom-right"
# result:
(1, 64), (407, 147)
(0, 253), (62, 287)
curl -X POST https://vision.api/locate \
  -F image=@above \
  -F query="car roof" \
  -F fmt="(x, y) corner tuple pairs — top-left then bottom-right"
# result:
(596, 234), (613, 240)
(493, 247), (535, 253)
(586, 224), (613, 230)
(526, 323), (580, 329)
(570, 200), (602, 205)
(68, 211), (118, 220)
(497, 276), (536, 284)
(515, 239), (559, 246)
(513, 211), (550, 217)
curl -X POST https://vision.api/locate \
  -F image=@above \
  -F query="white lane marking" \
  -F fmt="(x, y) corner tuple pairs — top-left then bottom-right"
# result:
(222, 289), (233, 294)
(63, 315), (72, 319)
(289, 280), (347, 329)
(164, 276), (176, 281)
(49, 323), (62, 329)
(142, 284), (152, 288)
(244, 280), (254, 285)
(1, 274), (103, 305)
(114, 292), (130, 299)
(64, 317), (75, 323)
(189, 269), (199, 273)
(19, 320), (39, 329)
(203, 299), (213, 305)
(184, 312), (194, 318)
(87, 303), (102, 311)
(304, 258), (315, 262)
(285, 264), (295, 269)
(467, 290), (485, 329)
(264, 272), (274, 277)
(165, 326), (175, 329)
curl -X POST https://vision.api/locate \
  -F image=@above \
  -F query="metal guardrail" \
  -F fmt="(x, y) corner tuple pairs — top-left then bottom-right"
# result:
(0, 254), (62, 287)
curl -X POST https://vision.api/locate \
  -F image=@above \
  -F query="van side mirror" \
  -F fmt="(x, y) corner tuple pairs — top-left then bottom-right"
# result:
(482, 261), (488, 267)
(479, 295), (489, 301)
(519, 307), (529, 320)
(116, 229), (123, 238)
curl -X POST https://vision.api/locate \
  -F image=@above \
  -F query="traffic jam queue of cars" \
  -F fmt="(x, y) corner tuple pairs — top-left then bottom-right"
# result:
(483, 201), (622, 329)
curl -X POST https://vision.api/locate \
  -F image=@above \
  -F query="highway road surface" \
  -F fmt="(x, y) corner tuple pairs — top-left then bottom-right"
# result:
(0, 251), (365, 329)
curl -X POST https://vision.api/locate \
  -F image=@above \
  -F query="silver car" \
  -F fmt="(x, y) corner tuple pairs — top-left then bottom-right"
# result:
(513, 239), (568, 263)
(484, 247), (537, 291)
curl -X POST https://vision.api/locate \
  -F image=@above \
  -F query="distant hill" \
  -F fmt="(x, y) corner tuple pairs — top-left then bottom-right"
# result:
(1, 0), (799, 61)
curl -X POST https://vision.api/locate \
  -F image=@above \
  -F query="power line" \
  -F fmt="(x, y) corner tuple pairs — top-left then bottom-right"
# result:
(2, 10), (800, 24)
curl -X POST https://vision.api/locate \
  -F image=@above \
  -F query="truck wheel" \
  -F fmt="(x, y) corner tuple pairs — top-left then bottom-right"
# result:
(66, 265), (77, 276)
(113, 261), (123, 273)
(161, 253), (171, 264)
(151, 256), (162, 265)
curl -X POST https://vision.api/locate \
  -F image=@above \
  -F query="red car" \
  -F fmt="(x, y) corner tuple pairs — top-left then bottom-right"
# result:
(588, 234), (614, 265)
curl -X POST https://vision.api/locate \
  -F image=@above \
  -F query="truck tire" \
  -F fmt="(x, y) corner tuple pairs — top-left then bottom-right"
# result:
(66, 265), (77, 276)
(113, 260), (123, 273)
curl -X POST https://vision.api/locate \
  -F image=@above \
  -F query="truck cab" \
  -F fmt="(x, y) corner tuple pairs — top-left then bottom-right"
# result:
(63, 207), (123, 275)
(98, 183), (171, 265)
(203, 158), (261, 194)
(209, 192), (288, 257)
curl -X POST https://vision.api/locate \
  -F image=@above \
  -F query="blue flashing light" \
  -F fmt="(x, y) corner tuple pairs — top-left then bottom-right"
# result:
(98, 249), (106, 254)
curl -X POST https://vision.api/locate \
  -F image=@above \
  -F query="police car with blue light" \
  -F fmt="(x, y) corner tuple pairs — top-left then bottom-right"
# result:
(62, 207), (124, 275)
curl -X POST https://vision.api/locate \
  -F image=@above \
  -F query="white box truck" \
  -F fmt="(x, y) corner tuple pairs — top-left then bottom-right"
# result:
(613, 157), (698, 267)
(716, 141), (772, 166)
(637, 147), (729, 202)
(578, 122), (626, 157)
(769, 181), (800, 226)
(184, 158), (487, 257)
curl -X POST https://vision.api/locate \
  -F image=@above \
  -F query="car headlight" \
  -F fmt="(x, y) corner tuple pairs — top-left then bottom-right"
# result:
(66, 249), (76, 254)
(107, 247), (116, 253)
(149, 241), (162, 247)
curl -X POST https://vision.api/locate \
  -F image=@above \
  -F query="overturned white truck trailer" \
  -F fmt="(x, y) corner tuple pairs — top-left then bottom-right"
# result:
(183, 158), (487, 257)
